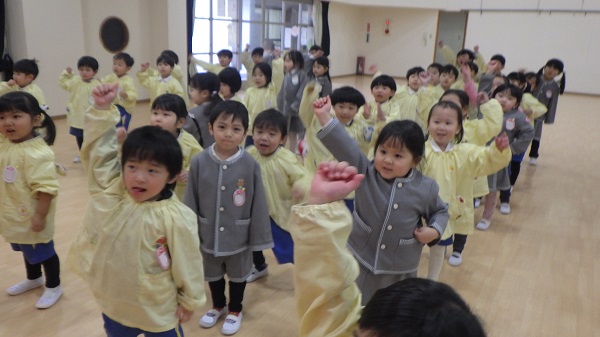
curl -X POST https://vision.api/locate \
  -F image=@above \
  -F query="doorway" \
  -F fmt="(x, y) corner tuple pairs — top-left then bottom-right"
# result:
(434, 11), (468, 64)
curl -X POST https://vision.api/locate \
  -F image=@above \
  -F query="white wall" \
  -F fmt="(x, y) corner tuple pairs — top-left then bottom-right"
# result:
(328, 2), (364, 76)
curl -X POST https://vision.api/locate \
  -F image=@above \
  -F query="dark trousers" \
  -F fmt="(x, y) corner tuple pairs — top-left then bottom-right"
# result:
(453, 234), (468, 253)
(208, 278), (247, 313)
(25, 253), (60, 288)
(529, 139), (540, 158)
(252, 251), (267, 270)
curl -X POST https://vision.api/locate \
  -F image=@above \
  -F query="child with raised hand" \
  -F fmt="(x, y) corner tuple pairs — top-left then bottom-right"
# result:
(312, 56), (332, 98)
(184, 72), (223, 147)
(420, 101), (511, 280)
(477, 84), (534, 231)
(218, 67), (243, 103)
(529, 58), (565, 165)
(246, 109), (309, 279)
(0, 59), (48, 110)
(184, 100), (273, 335)
(359, 74), (400, 126)
(0, 92), (62, 309)
(388, 66), (437, 132)
(67, 83), (205, 336)
(59, 55), (101, 163)
(290, 161), (487, 337)
(190, 49), (232, 75)
(313, 95), (449, 304)
(102, 52), (137, 130)
(137, 54), (184, 105)
(240, 45), (264, 83)
(278, 50), (310, 151)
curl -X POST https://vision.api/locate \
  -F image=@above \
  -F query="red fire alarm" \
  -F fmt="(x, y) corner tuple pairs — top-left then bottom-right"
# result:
(385, 20), (390, 34)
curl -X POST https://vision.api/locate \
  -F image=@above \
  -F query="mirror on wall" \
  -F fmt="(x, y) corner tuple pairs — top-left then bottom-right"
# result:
(100, 17), (129, 53)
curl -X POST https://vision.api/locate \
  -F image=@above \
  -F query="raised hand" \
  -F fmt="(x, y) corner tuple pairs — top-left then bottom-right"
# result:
(307, 161), (365, 205)
(92, 83), (119, 110)
(495, 132), (509, 151)
(313, 96), (332, 126)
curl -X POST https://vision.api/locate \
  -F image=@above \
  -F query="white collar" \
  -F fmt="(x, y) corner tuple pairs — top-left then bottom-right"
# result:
(210, 143), (244, 162)
(158, 75), (173, 83)
(429, 138), (455, 153)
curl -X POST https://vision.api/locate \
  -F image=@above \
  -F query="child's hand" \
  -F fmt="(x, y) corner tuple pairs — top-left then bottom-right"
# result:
(119, 89), (128, 99)
(176, 305), (193, 323)
(486, 60), (499, 74)
(31, 214), (46, 232)
(522, 107), (533, 117)
(307, 161), (364, 205)
(375, 102), (386, 122)
(414, 226), (439, 244)
(92, 83), (119, 110)
(313, 96), (332, 126)
(245, 43), (250, 52)
(7, 79), (15, 86)
(116, 127), (128, 144)
(419, 71), (431, 87)
(437, 40), (444, 48)
(178, 170), (189, 183)
(141, 62), (150, 71)
(273, 48), (281, 59)
(494, 132), (509, 151)
(66, 67), (72, 74)
(362, 103), (371, 119)
(476, 92), (489, 104)
(473, 44), (479, 54)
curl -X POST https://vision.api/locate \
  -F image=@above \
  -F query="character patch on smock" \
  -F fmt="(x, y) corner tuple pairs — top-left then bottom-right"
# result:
(155, 237), (171, 270)
(233, 179), (246, 207)
(3, 166), (17, 183)
(363, 126), (374, 142)
(545, 90), (552, 99)
(505, 118), (515, 131)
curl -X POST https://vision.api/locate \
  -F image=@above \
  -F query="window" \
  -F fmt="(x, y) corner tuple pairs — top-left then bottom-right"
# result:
(192, 0), (314, 79)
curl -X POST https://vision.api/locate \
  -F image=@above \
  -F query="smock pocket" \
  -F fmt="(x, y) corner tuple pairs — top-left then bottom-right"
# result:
(138, 271), (177, 306)
(198, 216), (210, 245)
(391, 237), (424, 272)
(352, 211), (372, 234)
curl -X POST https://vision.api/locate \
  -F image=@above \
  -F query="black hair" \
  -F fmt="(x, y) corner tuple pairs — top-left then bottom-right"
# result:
(252, 63), (272, 87)
(427, 101), (464, 143)
(161, 50), (179, 64)
(113, 52), (134, 67)
(309, 45), (322, 52)
(359, 278), (486, 337)
(13, 59), (39, 78)
(466, 61), (478, 75)
(507, 72), (530, 92)
(78, 56), (99, 71)
(218, 67), (242, 93)
(121, 125), (183, 191)
(252, 108), (288, 138)
(406, 66), (425, 79)
(313, 56), (331, 82)
(427, 63), (443, 73)
(456, 49), (475, 61)
(374, 120), (425, 164)
(0, 91), (56, 145)
(538, 58), (566, 94)
(492, 83), (523, 108)
(370, 75), (397, 93)
(156, 54), (175, 68)
(152, 93), (188, 120)
(525, 71), (541, 91)
(330, 86), (366, 108)
(209, 100), (249, 132)
(490, 54), (506, 67)
(190, 72), (223, 110)
(441, 64), (459, 79)
(441, 89), (469, 111)
(284, 50), (304, 69)
(251, 47), (264, 58)
(217, 49), (233, 59)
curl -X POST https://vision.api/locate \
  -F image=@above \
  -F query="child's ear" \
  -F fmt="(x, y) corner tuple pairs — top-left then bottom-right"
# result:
(168, 175), (178, 184)
(176, 117), (186, 129)
(33, 114), (43, 127)
(26, 74), (35, 82)
(208, 123), (214, 135)
(280, 135), (288, 145)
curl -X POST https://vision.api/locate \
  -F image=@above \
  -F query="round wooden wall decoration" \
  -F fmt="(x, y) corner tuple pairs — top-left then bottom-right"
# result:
(100, 17), (129, 53)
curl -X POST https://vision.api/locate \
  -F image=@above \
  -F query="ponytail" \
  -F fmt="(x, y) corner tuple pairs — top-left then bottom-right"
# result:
(558, 73), (566, 94)
(39, 110), (56, 146)
(207, 89), (223, 113)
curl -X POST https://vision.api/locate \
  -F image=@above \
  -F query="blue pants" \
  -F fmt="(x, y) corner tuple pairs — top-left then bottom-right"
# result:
(271, 218), (294, 264)
(102, 314), (184, 337)
(115, 105), (132, 130)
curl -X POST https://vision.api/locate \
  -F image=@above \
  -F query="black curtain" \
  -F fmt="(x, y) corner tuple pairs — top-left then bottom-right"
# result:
(186, 0), (195, 80)
(321, 1), (330, 56)
(0, 0), (4, 56)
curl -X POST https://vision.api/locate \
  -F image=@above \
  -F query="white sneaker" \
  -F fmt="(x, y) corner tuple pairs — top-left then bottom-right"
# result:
(448, 252), (463, 266)
(221, 312), (243, 335)
(72, 155), (81, 163)
(476, 219), (491, 231)
(6, 277), (44, 295)
(35, 286), (63, 309)
(474, 198), (481, 208)
(529, 158), (537, 165)
(500, 203), (511, 214)
(246, 265), (268, 283)
(199, 307), (227, 328)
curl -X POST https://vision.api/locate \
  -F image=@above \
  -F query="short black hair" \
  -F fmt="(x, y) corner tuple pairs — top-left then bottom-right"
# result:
(284, 50), (304, 69)
(156, 54), (175, 68)
(427, 101), (464, 143)
(406, 66), (425, 79)
(441, 89), (469, 110)
(466, 61), (479, 75)
(330, 86), (366, 108)
(490, 54), (506, 67)
(114, 52), (134, 67)
(492, 83), (523, 108)
(209, 100), (249, 132)
(374, 120), (425, 164)
(457, 49), (475, 61)
(251, 47), (264, 57)
(217, 49), (233, 59)
(218, 67), (242, 93)
(252, 108), (287, 138)
(309, 45), (322, 52)
(545, 58), (564, 73)
(152, 93), (188, 120)
(507, 72), (526, 85)
(441, 64), (459, 79)
(253, 63), (272, 86)
(13, 59), (39, 78)
(161, 50), (179, 64)
(78, 56), (99, 71)
(0, 91), (56, 145)
(122, 126), (183, 190)
(370, 75), (397, 92)
(427, 63), (443, 73)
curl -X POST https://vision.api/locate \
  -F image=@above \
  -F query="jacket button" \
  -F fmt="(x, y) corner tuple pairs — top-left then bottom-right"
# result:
(387, 225), (392, 230)
(223, 165), (228, 169)
(219, 227), (225, 232)
(393, 203), (398, 209)
(219, 207), (224, 211)
(221, 186), (226, 191)
(397, 182), (403, 188)
(380, 244), (386, 250)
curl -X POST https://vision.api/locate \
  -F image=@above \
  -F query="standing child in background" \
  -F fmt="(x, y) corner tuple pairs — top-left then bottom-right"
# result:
(184, 100), (273, 335)
(59, 55), (101, 163)
(190, 49), (232, 75)
(303, 45), (324, 77)
(0, 92), (62, 309)
(420, 101), (511, 280)
(278, 50), (309, 152)
(0, 59), (48, 110)
(313, 96), (449, 304)
(426, 62), (444, 98)
(477, 84), (534, 231)
(240, 45), (264, 83)
(529, 58), (565, 165)
(359, 75), (400, 133)
(137, 54), (184, 105)
(102, 52), (137, 130)
(388, 66), (437, 131)
(244, 62), (283, 146)
(439, 64), (458, 93)
(246, 109), (309, 280)
(68, 84), (205, 336)
(184, 72), (223, 147)
(218, 67), (243, 103)
(312, 56), (332, 98)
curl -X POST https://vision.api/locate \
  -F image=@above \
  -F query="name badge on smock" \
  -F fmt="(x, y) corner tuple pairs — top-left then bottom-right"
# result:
(3, 166), (17, 183)
(155, 237), (171, 270)
(364, 126), (374, 142)
(233, 179), (246, 207)
(545, 90), (553, 99)
(292, 75), (299, 85)
(505, 118), (515, 131)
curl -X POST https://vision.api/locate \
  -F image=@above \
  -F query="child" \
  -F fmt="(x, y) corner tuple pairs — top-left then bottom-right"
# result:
(420, 101), (511, 280)
(244, 62), (283, 146)
(240, 45), (264, 81)
(529, 58), (565, 165)
(191, 49), (232, 75)
(246, 109), (309, 280)
(59, 55), (101, 163)
(313, 96), (450, 304)
(102, 52), (137, 130)
(477, 84), (534, 230)
(0, 59), (48, 110)
(303, 44), (324, 76)
(439, 64), (458, 92)
(67, 83), (205, 336)
(149, 94), (203, 201)
(478, 57), (507, 95)
(184, 72), (223, 147)
(218, 67), (243, 102)
(312, 56), (332, 98)
(290, 161), (487, 337)
(137, 54), (184, 105)
(359, 74), (400, 126)
(277, 50), (309, 151)
(427, 62), (443, 87)
(389, 66), (437, 131)
(0, 91), (62, 309)
(184, 100), (273, 335)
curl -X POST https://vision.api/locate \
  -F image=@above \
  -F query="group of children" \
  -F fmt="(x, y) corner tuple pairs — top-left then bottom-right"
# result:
(0, 41), (565, 337)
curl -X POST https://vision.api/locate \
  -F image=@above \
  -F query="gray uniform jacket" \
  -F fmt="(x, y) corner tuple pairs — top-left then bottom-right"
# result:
(184, 146), (273, 257)
(318, 119), (449, 274)
(532, 80), (560, 124)
(503, 109), (535, 155)
(277, 69), (309, 117)
(184, 102), (214, 148)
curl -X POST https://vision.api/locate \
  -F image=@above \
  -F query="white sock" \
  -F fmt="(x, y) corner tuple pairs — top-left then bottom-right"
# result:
(428, 245), (446, 281)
